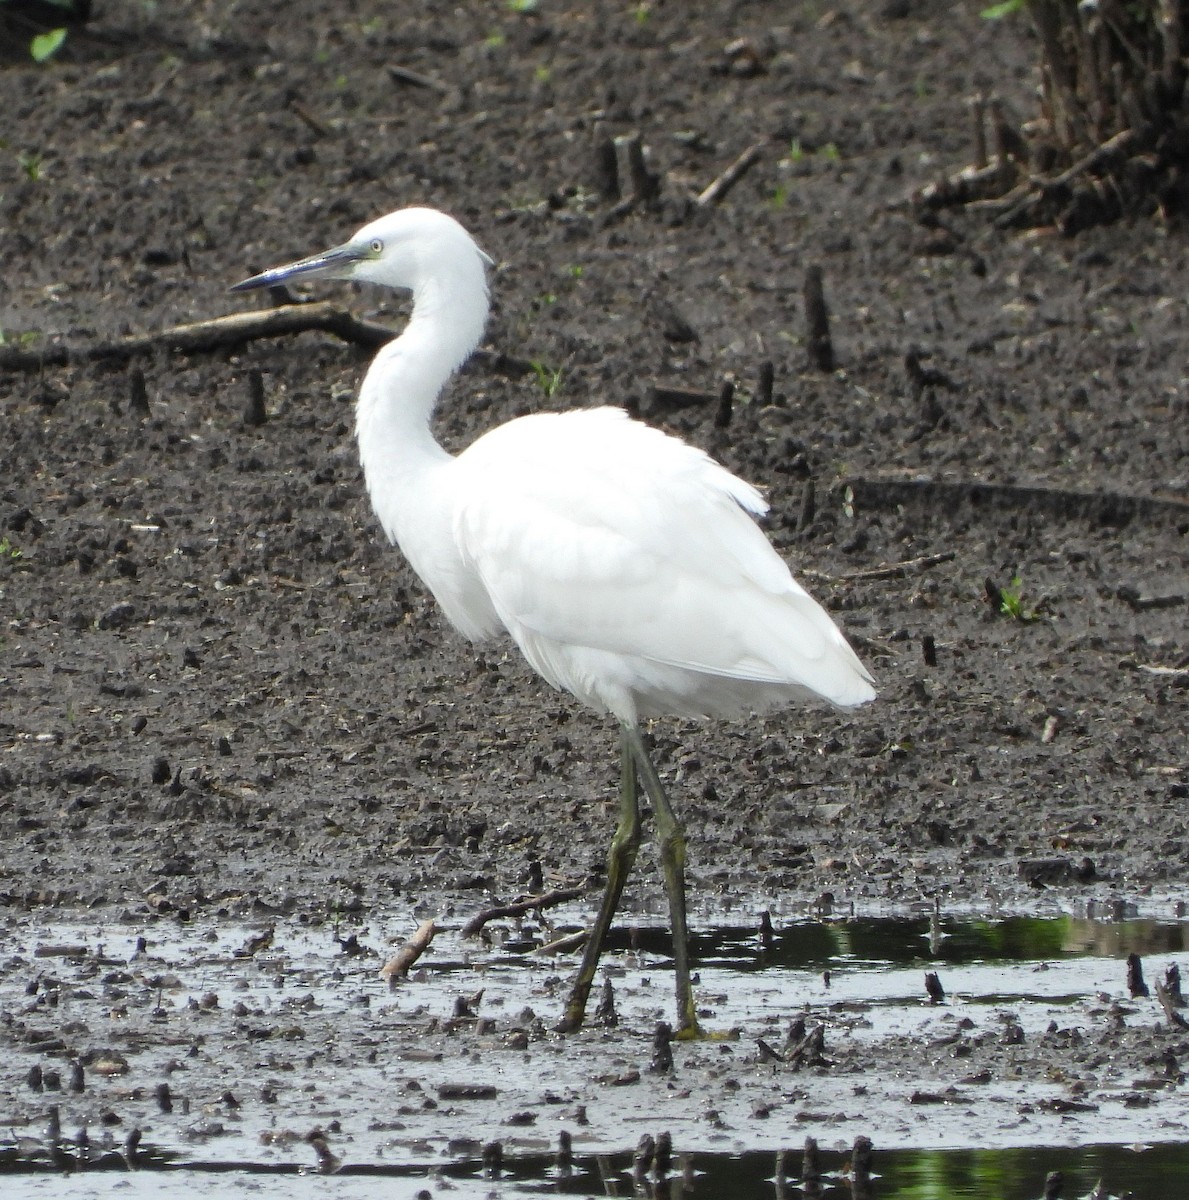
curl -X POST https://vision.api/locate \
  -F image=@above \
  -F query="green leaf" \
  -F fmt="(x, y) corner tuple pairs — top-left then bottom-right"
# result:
(31, 28), (68, 62)
(980, 0), (1025, 18)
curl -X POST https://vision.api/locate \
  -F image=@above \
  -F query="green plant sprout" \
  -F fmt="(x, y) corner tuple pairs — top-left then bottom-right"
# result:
(981, 0), (1025, 18)
(530, 360), (564, 399)
(31, 28), (67, 61)
(998, 576), (1037, 622)
(0, 536), (23, 561)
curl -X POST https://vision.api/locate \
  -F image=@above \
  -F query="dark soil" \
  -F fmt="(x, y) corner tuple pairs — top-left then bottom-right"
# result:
(1, 0), (1186, 1175)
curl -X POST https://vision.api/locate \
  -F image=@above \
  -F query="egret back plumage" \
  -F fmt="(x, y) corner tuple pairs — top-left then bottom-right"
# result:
(232, 207), (875, 1035)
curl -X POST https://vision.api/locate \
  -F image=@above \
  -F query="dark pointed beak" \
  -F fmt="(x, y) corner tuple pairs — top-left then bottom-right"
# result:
(230, 242), (365, 293)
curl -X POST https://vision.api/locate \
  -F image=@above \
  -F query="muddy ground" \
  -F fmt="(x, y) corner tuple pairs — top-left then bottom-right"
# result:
(1, 0), (1187, 1183)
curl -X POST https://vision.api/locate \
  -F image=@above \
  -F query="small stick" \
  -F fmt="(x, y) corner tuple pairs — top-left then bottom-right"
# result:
(803, 265), (834, 372)
(1126, 952), (1149, 998)
(288, 101), (329, 138)
(758, 910), (775, 951)
(800, 550), (956, 585)
(388, 64), (452, 93)
(713, 379), (734, 429)
(534, 930), (588, 955)
(595, 975), (618, 1026)
(128, 367), (150, 418)
(649, 1021), (674, 1074)
(1155, 977), (1189, 1029)
(696, 141), (764, 207)
(243, 368), (267, 427)
(925, 972), (945, 1004)
(461, 884), (586, 937)
(653, 1130), (672, 1176)
(852, 1135), (874, 1186)
(797, 480), (816, 532)
(482, 1140), (503, 1177)
(380, 918), (436, 982)
(592, 123), (620, 203)
(756, 360), (774, 405)
(1165, 963), (1184, 1006)
(921, 633), (937, 667)
(623, 133), (660, 204)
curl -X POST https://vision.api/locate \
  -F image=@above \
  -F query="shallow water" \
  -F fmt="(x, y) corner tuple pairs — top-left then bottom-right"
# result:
(4, 1142), (1188, 1199)
(2, 906), (1187, 1197)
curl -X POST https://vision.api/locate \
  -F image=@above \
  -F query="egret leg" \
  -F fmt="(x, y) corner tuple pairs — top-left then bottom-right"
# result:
(623, 724), (701, 1039)
(556, 727), (642, 1033)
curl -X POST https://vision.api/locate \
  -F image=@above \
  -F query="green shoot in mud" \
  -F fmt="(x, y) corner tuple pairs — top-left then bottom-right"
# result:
(981, 0), (1025, 18)
(0, 536), (23, 562)
(530, 360), (564, 399)
(997, 575), (1038, 622)
(18, 152), (43, 181)
(30, 28), (67, 62)
(0, 328), (40, 348)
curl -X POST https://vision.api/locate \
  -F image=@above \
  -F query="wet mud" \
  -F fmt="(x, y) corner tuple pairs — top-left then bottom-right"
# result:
(1, 0), (1187, 1193)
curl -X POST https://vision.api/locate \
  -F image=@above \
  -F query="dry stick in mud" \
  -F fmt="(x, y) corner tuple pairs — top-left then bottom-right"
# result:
(803, 265), (834, 373)
(800, 550), (956, 586)
(0, 302), (537, 378)
(696, 141), (764, 208)
(460, 884), (588, 937)
(380, 918), (436, 983)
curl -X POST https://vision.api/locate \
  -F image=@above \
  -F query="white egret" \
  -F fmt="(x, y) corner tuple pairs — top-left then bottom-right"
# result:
(232, 207), (875, 1036)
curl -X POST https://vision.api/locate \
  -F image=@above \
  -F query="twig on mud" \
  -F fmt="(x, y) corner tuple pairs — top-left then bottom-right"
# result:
(380, 918), (436, 983)
(696, 141), (764, 208)
(534, 930), (588, 956)
(289, 101), (330, 138)
(461, 884), (588, 938)
(0, 302), (537, 377)
(800, 550), (956, 586)
(1121, 659), (1189, 682)
(839, 474), (1189, 527)
(388, 64), (453, 94)
(1156, 977), (1189, 1029)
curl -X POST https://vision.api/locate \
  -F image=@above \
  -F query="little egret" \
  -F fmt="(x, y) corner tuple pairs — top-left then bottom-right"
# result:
(232, 207), (875, 1036)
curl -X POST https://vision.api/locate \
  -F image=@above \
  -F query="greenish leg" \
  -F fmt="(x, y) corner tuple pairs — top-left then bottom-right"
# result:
(623, 724), (701, 1039)
(556, 726), (642, 1033)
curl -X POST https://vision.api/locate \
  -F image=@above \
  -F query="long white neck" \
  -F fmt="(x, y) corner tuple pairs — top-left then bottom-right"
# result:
(354, 266), (488, 544)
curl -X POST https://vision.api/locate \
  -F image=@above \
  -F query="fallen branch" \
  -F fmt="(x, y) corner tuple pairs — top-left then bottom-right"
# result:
(696, 141), (764, 208)
(0, 302), (537, 377)
(533, 930), (588, 956)
(838, 475), (1189, 528)
(388, 64), (453, 94)
(461, 884), (587, 938)
(1121, 660), (1189, 682)
(380, 918), (436, 983)
(1155, 977), (1189, 1029)
(802, 550), (956, 586)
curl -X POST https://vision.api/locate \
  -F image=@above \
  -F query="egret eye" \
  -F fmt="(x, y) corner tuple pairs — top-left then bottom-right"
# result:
(369, 239), (384, 255)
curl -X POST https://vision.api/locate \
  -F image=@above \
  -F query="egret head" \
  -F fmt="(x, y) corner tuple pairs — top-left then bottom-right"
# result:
(231, 207), (493, 296)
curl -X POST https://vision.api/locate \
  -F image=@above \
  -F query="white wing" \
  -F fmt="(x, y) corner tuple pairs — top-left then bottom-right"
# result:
(449, 407), (875, 722)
